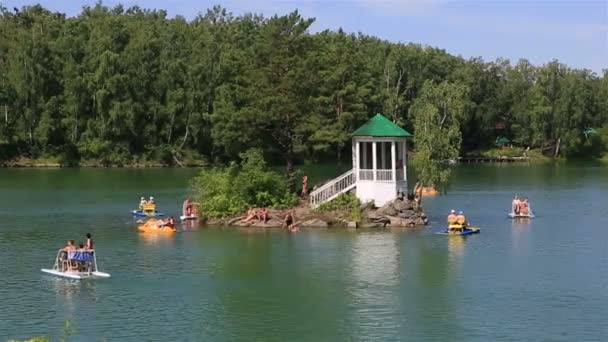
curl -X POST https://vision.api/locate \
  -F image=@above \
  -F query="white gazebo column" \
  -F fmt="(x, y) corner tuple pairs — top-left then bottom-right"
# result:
(391, 141), (396, 182)
(405, 140), (408, 181)
(381, 142), (386, 170)
(355, 140), (360, 177)
(362, 142), (367, 169)
(372, 141), (377, 180)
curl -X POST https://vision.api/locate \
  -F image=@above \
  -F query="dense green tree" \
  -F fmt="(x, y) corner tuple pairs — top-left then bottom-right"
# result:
(0, 4), (605, 168)
(410, 81), (467, 191)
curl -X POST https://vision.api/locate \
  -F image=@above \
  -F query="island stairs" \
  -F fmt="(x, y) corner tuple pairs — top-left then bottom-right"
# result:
(309, 169), (356, 209)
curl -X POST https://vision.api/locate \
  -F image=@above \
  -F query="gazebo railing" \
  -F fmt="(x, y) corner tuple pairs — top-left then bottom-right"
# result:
(358, 169), (374, 181)
(376, 170), (393, 181)
(309, 169), (356, 208)
(396, 168), (404, 181)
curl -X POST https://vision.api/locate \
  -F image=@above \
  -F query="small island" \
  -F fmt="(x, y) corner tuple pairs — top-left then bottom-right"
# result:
(191, 115), (429, 229)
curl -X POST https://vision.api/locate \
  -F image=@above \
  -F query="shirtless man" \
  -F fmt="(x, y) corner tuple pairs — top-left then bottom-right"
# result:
(512, 196), (520, 215)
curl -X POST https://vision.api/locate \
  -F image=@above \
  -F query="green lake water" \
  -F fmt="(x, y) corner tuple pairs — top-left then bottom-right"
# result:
(0, 165), (607, 341)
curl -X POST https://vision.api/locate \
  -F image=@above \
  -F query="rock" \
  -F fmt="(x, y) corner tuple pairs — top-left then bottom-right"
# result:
(359, 201), (375, 211)
(301, 218), (329, 228)
(415, 217), (428, 226)
(386, 216), (415, 227)
(251, 218), (283, 228)
(361, 222), (387, 228)
(397, 210), (416, 218)
(392, 199), (413, 212)
(346, 221), (358, 228)
(234, 221), (252, 227)
(377, 202), (398, 216)
(364, 210), (381, 220)
(228, 216), (245, 225)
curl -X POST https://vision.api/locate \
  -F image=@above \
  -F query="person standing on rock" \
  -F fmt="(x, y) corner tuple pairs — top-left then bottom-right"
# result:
(301, 176), (309, 198)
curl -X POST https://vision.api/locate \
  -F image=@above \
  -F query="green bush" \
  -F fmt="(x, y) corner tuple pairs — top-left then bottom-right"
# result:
(190, 149), (298, 218)
(316, 193), (362, 221)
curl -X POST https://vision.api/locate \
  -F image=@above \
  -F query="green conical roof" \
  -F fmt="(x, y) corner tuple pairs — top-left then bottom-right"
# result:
(496, 136), (510, 144)
(352, 114), (412, 137)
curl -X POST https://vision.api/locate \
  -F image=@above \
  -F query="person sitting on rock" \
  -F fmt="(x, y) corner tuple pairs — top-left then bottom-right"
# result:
(244, 208), (257, 222)
(259, 208), (269, 223)
(447, 209), (457, 225)
(283, 211), (296, 230)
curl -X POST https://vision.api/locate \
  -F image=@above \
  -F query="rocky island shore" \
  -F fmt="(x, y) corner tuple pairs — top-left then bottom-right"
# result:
(205, 196), (428, 229)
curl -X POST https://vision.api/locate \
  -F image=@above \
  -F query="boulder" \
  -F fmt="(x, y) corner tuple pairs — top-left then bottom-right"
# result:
(251, 218), (283, 228)
(397, 210), (416, 218)
(228, 216), (245, 225)
(392, 199), (413, 212)
(377, 202), (398, 216)
(415, 217), (428, 226)
(301, 218), (329, 228)
(346, 221), (358, 228)
(386, 215), (415, 227)
(361, 222), (387, 228)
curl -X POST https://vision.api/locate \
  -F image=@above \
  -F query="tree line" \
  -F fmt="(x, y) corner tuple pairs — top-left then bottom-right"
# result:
(1, 4), (606, 168)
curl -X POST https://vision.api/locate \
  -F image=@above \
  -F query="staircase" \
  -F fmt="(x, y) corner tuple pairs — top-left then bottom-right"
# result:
(309, 169), (356, 209)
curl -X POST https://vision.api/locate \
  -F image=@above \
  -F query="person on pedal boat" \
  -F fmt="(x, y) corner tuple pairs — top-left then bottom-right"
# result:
(183, 198), (192, 217)
(62, 240), (76, 251)
(511, 196), (519, 215)
(85, 233), (94, 250)
(161, 216), (175, 229)
(447, 209), (457, 225)
(139, 197), (147, 210)
(454, 211), (468, 231)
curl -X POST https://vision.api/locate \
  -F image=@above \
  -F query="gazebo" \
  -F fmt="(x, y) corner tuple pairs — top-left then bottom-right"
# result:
(309, 114), (412, 208)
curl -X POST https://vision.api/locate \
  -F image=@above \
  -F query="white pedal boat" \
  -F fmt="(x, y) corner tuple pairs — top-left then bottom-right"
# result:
(41, 249), (110, 280)
(180, 214), (198, 221)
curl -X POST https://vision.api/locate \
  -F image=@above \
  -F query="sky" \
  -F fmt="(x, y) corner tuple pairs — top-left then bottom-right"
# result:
(2, 0), (607, 73)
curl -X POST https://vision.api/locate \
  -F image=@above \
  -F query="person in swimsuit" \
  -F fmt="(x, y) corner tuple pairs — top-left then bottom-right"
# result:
(85, 233), (93, 250)
(259, 208), (269, 223)
(244, 208), (257, 222)
(139, 197), (147, 210)
(447, 209), (457, 225)
(302, 176), (309, 198)
(183, 198), (192, 217)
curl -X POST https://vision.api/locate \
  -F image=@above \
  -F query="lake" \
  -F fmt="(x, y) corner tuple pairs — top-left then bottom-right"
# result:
(0, 165), (607, 341)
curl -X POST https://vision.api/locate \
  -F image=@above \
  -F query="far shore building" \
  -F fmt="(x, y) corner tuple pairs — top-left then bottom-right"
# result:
(310, 114), (412, 208)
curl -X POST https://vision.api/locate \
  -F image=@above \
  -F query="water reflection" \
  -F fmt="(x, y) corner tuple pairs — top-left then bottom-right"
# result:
(511, 218), (531, 255)
(137, 232), (176, 247)
(347, 232), (400, 338)
(447, 236), (465, 260)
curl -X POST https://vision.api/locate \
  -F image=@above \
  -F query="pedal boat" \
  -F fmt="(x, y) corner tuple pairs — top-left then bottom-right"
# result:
(180, 214), (198, 221)
(41, 249), (110, 280)
(436, 224), (480, 236)
(131, 203), (164, 217)
(138, 220), (177, 234)
(508, 212), (535, 219)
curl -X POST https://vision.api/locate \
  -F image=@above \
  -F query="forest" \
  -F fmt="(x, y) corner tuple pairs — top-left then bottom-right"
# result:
(1, 4), (607, 168)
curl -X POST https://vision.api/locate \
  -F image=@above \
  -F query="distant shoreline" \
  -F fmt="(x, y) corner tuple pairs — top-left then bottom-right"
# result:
(0, 158), (205, 168)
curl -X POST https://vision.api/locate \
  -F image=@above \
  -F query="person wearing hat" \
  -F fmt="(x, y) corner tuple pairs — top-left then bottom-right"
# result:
(149, 196), (156, 205)
(139, 196), (147, 210)
(455, 211), (468, 229)
(447, 209), (457, 225)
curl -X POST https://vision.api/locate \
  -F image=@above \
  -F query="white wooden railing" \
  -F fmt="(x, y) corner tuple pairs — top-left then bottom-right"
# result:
(396, 168), (404, 181)
(309, 169), (356, 208)
(358, 169), (374, 181)
(376, 170), (393, 181)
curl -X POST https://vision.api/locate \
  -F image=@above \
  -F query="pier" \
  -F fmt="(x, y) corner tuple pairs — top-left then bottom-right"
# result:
(457, 156), (530, 163)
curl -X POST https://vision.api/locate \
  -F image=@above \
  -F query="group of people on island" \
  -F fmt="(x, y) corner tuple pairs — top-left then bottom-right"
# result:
(511, 196), (531, 216)
(243, 207), (299, 231)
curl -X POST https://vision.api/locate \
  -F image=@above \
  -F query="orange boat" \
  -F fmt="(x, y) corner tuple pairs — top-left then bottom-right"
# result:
(137, 220), (177, 234)
(420, 187), (440, 196)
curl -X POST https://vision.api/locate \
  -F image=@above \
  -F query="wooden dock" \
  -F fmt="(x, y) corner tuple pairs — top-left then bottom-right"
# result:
(457, 156), (530, 163)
